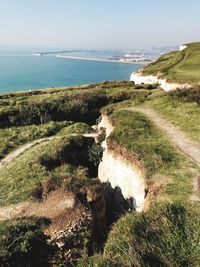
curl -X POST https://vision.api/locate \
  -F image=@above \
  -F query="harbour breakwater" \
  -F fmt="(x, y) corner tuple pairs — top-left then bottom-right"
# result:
(57, 55), (145, 64)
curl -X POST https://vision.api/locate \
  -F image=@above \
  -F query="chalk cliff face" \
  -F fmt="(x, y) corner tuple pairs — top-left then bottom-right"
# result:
(179, 44), (188, 51)
(130, 72), (158, 86)
(98, 116), (146, 212)
(130, 72), (192, 91)
(130, 45), (191, 91)
(98, 114), (114, 137)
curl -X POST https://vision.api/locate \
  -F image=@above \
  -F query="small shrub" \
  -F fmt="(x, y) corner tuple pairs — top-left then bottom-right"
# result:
(168, 87), (200, 105)
(0, 217), (50, 267)
(89, 143), (104, 167)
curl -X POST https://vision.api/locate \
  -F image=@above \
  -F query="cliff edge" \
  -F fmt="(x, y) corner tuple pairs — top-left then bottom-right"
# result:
(130, 42), (200, 90)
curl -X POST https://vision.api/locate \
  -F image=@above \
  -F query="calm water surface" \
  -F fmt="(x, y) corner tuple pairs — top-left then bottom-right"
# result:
(0, 50), (142, 93)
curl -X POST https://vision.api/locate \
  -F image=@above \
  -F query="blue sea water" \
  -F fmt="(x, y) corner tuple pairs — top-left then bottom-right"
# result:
(0, 50), (142, 93)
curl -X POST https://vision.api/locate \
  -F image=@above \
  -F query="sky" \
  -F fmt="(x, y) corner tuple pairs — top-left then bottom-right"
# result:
(0, 0), (199, 50)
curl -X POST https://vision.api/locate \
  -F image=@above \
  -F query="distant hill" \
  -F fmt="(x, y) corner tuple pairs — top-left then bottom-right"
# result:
(141, 42), (200, 85)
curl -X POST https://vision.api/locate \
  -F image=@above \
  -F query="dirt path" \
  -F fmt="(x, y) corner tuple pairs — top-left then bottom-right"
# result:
(0, 137), (54, 170)
(0, 191), (76, 222)
(128, 107), (200, 201)
(129, 107), (200, 166)
(0, 133), (98, 170)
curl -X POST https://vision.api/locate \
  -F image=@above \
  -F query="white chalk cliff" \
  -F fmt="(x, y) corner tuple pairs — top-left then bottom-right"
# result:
(130, 72), (192, 91)
(179, 44), (188, 51)
(130, 45), (192, 91)
(98, 115), (146, 212)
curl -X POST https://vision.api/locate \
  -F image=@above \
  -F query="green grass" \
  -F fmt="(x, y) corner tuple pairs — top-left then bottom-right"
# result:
(0, 136), (95, 206)
(0, 82), (152, 128)
(81, 202), (200, 267)
(142, 42), (200, 84)
(109, 110), (180, 176)
(140, 89), (200, 143)
(107, 110), (198, 202)
(101, 89), (152, 115)
(1, 81), (200, 266)
(102, 87), (200, 144)
(0, 82), (154, 205)
(0, 121), (74, 159)
(56, 122), (93, 136)
(78, 109), (200, 266)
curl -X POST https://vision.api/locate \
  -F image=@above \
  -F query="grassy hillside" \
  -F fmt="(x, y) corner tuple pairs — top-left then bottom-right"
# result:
(78, 107), (200, 266)
(1, 81), (200, 266)
(0, 121), (94, 160)
(0, 81), (150, 128)
(82, 202), (200, 267)
(107, 110), (198, 203)
(141, 42), (200, 84)
(142, 88), (200, 143)
(78, 91), (200, 267)
(0, 136), (96, 206)
(102, 87), (200, 143)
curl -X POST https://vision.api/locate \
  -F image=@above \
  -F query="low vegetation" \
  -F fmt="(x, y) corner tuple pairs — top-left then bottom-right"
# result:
(0, 121), (73, 159)
(0, 81), (152, 161)
(0, 81), (151, 128)
(0, 217), (50, 267)
(78, 86), (200, 266)
(102, 86), (200, 144)
(80, 202), (200, 267)
(142, 88), (200, 143)
(56, 122), (93, 136)
(108, 110), (180, 175)
(0, 136), (96, 206)
(1, 80), (200, 266)
(107, 110), (198, 202)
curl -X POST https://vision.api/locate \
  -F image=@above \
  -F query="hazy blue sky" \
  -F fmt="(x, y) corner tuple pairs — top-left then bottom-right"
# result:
(0, 0), (199, 50)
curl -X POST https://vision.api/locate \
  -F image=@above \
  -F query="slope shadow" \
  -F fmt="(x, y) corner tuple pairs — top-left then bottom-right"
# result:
(103, 182), (136, 228)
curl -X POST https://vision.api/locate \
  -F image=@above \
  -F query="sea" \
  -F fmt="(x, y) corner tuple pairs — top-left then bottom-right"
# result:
(0, 48), (142, 93)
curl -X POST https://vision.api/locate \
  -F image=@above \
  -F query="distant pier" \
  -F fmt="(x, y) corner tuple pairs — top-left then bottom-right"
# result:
(33, 50), (88, 56)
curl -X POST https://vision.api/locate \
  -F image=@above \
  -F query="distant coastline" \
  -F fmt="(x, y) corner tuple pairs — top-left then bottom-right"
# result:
(56, 55), (145, 65)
